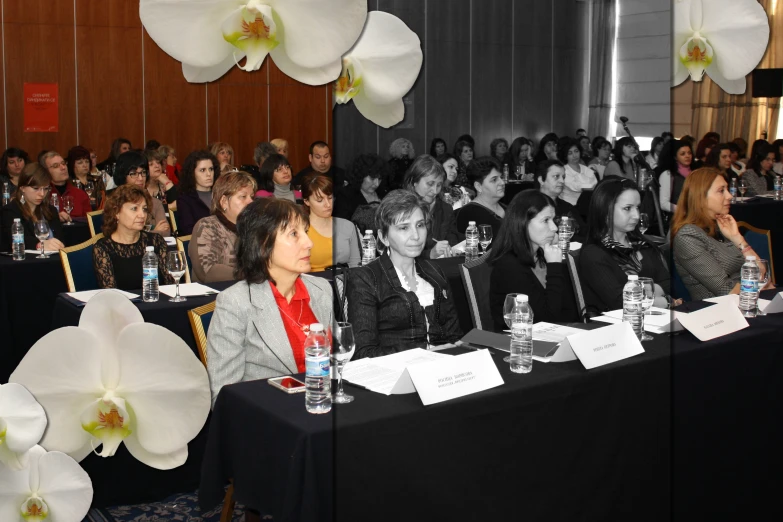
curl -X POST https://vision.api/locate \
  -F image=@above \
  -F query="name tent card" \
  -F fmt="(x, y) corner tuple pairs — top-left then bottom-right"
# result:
(567, 322), (644, 370)
(405, 350), (504, 406)
(676, 302), (748, 341)
(762, 292), (783, 314)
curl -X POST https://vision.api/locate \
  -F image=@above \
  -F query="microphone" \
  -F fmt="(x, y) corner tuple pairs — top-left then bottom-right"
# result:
(619, 116), (629, 124)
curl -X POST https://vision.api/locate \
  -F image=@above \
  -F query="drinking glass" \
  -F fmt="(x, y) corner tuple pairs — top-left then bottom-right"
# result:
(556, 216), (574, 260)
(478, 224), (492, 254)
(62, 195), (74, 225)
(332, 322), (355, 404)
(166, 251), (187, 302)
(638, 277), (655, 341)
(502, 293), (520, 363)
(756, 259), (770, 315)
(738, 178), (748, 202)
(85, 181), (95, 200)
(34, 221), (51, 258)
(638, 213), (650, 235)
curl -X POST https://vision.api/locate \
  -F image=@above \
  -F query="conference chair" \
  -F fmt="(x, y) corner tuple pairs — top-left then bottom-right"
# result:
(459, 250), (494, 330)
(168, 204), (179, 236)
(737, 221), (776, 284)
(176, 235), (193, 284)
(59, 233), (104, 292)
(566, 249), (592, 322)
(643, 182), (666, 236)
(86, 210), (104, 237)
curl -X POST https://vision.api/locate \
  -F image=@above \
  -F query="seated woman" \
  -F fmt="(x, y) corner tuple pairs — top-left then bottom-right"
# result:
(506, 137), (536, 181)
(93, 184), (173, 290)
(1, 163), (64, 251)
(490, 138), (509, 167)
(657, 139), (692, 214)
(66, 146), (104, 209)
(334, 153), (389, 231)
(488, 189), (579, 329)
(303, 172), (360, 271)
(645, 136), (664, 171)
(145, 148), (177, 204)
(190, 171), (256, 283)
(742, 140), (775, 196)
(578, 178), (672, 313)
(438, 153), (469, 208)
(270, 138), (288, 158)
(112, 151), (171, 237)
(403, 154), (461, 259)
(387, 138), (415, 191)
(429, 137), (447, 157)
(533, 133), (559, 165)
(672, 167), (773, 300)
(604, 136), (643, 181)
(205, 198), (333, 407)
(176, 150), (218, 235)
(210, 141), (235, 172)
(348, 190), (462, 359)
(558, 138), (597, 207)
(157, 144), (181, 185)
(255, 153), (302, 202)
(0, 147), (30, 197)
(455, 156), (506, 237)
(588, 137), (612, 179)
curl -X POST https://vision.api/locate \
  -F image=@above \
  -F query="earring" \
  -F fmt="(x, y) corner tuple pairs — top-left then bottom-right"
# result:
(20, 194), (25, 204)
(222, 207), (227, 212)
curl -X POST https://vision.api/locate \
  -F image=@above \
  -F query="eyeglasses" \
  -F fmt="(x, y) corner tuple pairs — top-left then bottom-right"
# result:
(48, 162), (66, 169)
(127, 170), (147, 179)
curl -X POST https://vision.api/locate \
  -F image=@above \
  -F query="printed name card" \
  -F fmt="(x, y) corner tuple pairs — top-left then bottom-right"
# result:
(762, 292), (783, 314)
(676, 302), (749, 341)
(405, 349), (504, 406)
(567, 322), (644, 370)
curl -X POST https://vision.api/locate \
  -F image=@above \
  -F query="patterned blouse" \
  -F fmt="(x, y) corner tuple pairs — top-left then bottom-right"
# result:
(189, 215), (238, 283)
(93, 231), (173, 290)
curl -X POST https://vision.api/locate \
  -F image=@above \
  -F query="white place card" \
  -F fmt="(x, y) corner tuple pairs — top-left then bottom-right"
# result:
(601, 307), (684, 333)
(158, 283), (219, 298)
(66, 289), (139, 303)
(676, 302), (748, 341)
(405, 349), (504, 406)
(342, 349), (452, 395)
(567, 322), (644, 370)
(763, 292), (783, 314)
(704, 293), (772, 311)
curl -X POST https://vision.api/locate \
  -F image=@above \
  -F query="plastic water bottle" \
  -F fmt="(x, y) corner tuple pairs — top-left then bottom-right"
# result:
(361, 230), (376, 265)
(502, 164), (509, 182)
(774, 175), (782, 200)
(50, 192), (59, 212)
(2, 182), (10, 207)
(509, 295), (533, 373)
(739, 256), (760, 317)
(11, 218), (24, 261)
(465, 221), (479, 261)
(142, 246), (159, 302)
(305, 323), (332, 414)
(622, 275), (644, 339)
(730, 178), (738, 201)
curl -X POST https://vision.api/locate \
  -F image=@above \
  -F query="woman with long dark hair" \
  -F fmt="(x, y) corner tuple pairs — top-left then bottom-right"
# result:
(658, 139), (693, 213)
(1, 163), (63, 251)
(743, 140), (775, 195)
(176, 150), (218, 235)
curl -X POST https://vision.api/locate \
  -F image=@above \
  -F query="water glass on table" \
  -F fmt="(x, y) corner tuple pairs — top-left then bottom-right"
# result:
(166, 251), (187, 302)
(331, 322), (355, 404)
(638, 213), (649, 235)
(637, 277), (655, 341)
(556, 216), (574, 260)
(478, 224), (492, 254)
(62, 195), (74, 225)
(738, 179), (748, 202)
(34, 221), (51, 258)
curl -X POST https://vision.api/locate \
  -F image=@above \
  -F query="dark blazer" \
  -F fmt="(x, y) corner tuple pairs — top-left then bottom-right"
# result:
(1, 200), (63, 249)
(422, 198), (462, 258)
(490, 252), (579, 330)
(176, 191), (211, 236)
(456, 202), (505, 238)
(292, 165), (346, 189)
(347, 252), (462, 359)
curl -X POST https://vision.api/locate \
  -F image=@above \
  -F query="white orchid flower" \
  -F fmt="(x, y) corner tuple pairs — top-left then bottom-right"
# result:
(0, 445), (92, 522)
(0, 384), (47, 471)
(10, 291), (211, 470)
(140, 0), (368, 84)
(673, 0), (769, 94)
(334, 11), (423, 128)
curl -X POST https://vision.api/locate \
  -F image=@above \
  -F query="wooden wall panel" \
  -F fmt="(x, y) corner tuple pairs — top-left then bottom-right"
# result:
(75, 0), (143, 160)
(4, 0), (77, 156)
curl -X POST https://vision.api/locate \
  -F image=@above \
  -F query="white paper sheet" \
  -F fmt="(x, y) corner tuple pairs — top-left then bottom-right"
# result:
(164, 237), (177, 246)
(342, 348), (451, 395)
(66, 289), (139, 303)
(25, 250), (58, 255)
(158, 283), (219, 297)
(704, 294), (771, 311)
(532, 322), (585, 343)
(599, 307), (685, 333)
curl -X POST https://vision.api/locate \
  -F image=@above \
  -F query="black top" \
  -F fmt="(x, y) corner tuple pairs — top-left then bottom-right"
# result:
(490, 252), (579, 330)
(422, 198), (462, 258)
(93, 231), (174, 290)
(176, 191), (211, 236)
(578, 242), (671, 313)
(456, 201), (505, 238)
(1, 200), (63, 249)
(292, 165), (346, 190)
(553, 197), (587, 243)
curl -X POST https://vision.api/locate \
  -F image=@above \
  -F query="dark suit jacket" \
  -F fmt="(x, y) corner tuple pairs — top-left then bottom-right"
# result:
(1, 200), (63, 249)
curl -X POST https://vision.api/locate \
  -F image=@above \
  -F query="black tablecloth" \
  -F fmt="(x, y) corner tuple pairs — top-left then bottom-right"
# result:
(61, 221), (91, 247)
(730, 198), (783, 270)
(500, 180), (538, 205)
(0, 256), (67, 382)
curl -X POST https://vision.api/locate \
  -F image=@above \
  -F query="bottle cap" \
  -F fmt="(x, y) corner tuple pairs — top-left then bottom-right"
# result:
(746, 255), (756, 261)
(310, 323), (324, 332)
(13, 218), (19, 222)
(365, 230), (372, 234)
(515, 294), (528, 303)
(628, 275), (639, 280)
(146, 246), (154, 252)
(469, 221), (476, 225)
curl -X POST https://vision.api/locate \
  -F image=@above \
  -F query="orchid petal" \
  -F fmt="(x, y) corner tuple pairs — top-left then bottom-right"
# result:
(266, 0), (367, 70)
(35, 451), (93, 522)
(79, 396), (131, 457)
(115, 323), (210, 455)
(270, 46), (342, 85)
(705, 62), (747, 95)
(139, 0), (240, 68)
(10, 329), (103, 457)
(0, 456), (31, 521)
(689, 0), (702, 33)
(352, 93), (405, 129)
(700, 0), (769, 80)
(342, 11), (423, 106)
(673, 0), (693, 49)
(679, 36), (713, 82)
(221, 2), (278, 72)
(0, 383), (46, 471)
(183, 52), (244, 83)
(673, 60), (690, 87)
(123, 434), (188, 470)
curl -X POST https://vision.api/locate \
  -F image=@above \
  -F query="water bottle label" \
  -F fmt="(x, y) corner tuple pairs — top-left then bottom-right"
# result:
(740, 279), (757, 293)
(730, 188), (737, 196)
(143, 267), (158, 281)
(306, 356), (330, 378)
(12, 233), (23, 244)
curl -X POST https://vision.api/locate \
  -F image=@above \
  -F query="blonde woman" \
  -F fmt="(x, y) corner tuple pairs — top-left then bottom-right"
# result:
(271, 138), (289, 158)
(210, 142), (235, 172)
(388, 138), (415, 190)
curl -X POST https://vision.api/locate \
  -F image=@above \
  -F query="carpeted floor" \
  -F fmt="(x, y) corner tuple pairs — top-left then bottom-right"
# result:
(82, 490), (257, 522)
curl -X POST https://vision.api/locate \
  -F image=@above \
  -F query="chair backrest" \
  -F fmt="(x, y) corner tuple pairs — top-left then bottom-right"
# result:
(644, 183), (666, 237)
(59, 233), (104, 292)
(566, 249), (590, 322)
(176, 234), (193, 284)
(458, 251), (494, 330)
(86, 210), (104, 237)
(737, 221), (776, 284)
(188, 301), (215, 368)
(169, 208), (179, 235)
(671, 257), (692, 301)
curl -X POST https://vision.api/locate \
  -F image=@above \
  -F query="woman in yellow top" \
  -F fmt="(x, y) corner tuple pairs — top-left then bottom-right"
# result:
(303, 173), (361, 271)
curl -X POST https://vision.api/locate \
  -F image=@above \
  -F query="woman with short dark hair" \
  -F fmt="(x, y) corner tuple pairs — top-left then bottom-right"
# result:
(176, 150), (218, 235)
(0, 147), (30, 197)
(96, 138), (131, 176)
(558, 138), (597, 206)
(334, 153), (389, 231)
(255, 153), (302, 202)
(534, 133), (559, 164)
(93, 184), (173, 290)
(112, 151), (171, 237)
(455, 156), (506, 236)
(429, 138), (447, 158)
(490, 138), (509, 165)
(588, 137), (612, 179)
(347, 190), (462, 359)
(205, 198), (333, 407)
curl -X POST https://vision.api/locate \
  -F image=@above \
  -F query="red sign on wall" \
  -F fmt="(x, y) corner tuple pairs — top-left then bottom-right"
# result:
(24, 83), (59, 132)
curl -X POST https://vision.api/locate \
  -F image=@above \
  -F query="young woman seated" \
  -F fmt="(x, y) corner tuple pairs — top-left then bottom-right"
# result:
(255, 154), (302, 202)
(176, 150), (218, 236)
(1, 163), (64, 251)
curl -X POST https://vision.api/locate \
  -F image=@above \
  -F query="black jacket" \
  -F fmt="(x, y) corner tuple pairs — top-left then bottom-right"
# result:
(347, 253), (462, 359)
(1, 200), (63, 249)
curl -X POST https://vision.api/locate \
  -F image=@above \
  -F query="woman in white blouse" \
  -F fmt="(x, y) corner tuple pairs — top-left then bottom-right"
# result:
(558, 138), (597, 206)
(658, 139), (693, 213)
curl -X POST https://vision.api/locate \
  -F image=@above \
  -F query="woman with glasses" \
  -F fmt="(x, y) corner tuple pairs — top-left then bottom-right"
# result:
(177, 150), (219, 235)
(255, 153), (302, 202)
(1, 163), (64, 250)
(112, 151), (171, 237)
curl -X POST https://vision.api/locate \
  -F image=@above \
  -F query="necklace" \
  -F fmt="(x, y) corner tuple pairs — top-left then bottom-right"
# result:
(277, 300), (310, 334)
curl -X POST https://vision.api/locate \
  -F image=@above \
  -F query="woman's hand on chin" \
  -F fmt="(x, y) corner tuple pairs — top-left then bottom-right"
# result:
(429, 240), (451, 259)
(715, 213), (741, 242)
(542, 243), (561, 263)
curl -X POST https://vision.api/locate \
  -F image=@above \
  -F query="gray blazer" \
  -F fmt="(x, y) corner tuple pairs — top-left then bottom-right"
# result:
(206, 275), (333, 407)
(673, 224), (744, 300)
